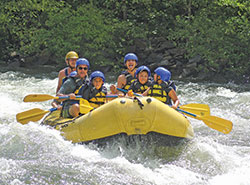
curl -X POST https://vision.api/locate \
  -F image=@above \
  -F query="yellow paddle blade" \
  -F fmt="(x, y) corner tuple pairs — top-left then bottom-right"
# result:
(23, 94), (56, 102)
(198, 115), (233, 134)
(79, 99), (94, 114)
(79, 98), (91, 106)
(80, 104), (94, 114)
(16, 108), (49, 124)
(180, 103), (210, 117)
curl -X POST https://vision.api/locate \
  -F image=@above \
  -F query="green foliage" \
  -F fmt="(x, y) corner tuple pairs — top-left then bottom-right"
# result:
(29, 4), (116, 65)
(0, 0), (65, 59)
(0, 0), (249, 77)
(168, 0), (250, 75)
(0, 0), (147, 69)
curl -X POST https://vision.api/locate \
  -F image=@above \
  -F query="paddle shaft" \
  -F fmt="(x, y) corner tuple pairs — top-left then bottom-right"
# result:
(62, 95), (118, 99)
(58, 95), (82, 99)
(117, 88), (142, 97)
(49, 107), (58, 112)
(177, 108), (196, 117)
(24, 94), (118, 102)
(118, 88), (205, 111)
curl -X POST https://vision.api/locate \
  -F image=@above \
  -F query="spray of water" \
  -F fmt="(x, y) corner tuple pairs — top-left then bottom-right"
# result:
(1, 71), (250, 184)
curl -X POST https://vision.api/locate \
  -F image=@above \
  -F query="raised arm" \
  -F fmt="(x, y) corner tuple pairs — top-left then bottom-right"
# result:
(168, 89), (180, 109)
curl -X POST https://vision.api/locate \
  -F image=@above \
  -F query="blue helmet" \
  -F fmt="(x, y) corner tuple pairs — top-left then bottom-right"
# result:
(76, 58), (90, 69)
(154, 67), (171, 82)
(90, 71), (105, 82)
(69, 71), (77, 77)
(135, 66), (151, 77)
(124, 53), (138, 64)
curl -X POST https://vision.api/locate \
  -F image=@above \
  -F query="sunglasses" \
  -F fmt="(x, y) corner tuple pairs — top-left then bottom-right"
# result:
(78, 67), (88, 70)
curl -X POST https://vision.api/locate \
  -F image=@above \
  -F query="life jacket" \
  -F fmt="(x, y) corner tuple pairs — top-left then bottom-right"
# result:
(148, 81), (173, 105)
(130, 80), (152, 94)
(62, 76), (87, 106)
(167, 80), (176, 91)
(62, 67), (70, 84)
(121, 69), (137, 91)
(60, 76), (87, 117)
(71, 76), (88, 95)
(79, 83), (107, 108)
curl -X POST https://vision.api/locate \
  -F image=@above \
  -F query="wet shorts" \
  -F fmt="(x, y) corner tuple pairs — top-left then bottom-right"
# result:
(61, 103), (74, 118)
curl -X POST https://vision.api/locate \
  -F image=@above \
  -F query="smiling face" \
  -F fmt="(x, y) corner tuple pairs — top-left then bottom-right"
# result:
(125, 59), (137, 71)
(67, 58), (77, 69)
(138, 71), (149, 84)
(154, 74), (162, 84)
(76, 64), (88, 79)
(92, 77), (103, 90)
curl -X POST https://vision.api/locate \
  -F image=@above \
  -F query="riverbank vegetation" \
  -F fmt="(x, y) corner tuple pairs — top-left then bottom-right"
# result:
(0, 0), (249, 80)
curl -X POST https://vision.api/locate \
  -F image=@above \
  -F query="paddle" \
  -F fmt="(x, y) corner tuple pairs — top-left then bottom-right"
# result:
(117, 88), (210, 116)
(179, 103), (210, 117)
(23, 94), (82, 102)
(17, 97), (96, 124)
(16, 107), (57, 125)
(23, 94), (118, 102)
(79, 99), (94, 114)
(21, 92), (114, 123)
(117, 88), (141, 97)
(177, 108), (232, 134)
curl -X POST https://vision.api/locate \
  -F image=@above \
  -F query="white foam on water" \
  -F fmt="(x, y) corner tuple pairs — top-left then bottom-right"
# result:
(1, 72), (250, 184)
(209, 153), (250, 185)
(216, 87), (237, 98)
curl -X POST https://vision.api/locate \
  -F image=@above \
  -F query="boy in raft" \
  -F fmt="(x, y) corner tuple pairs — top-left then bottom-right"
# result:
(159, 67), (177, 91)
(127, 65), (153, 96)
(57, 58), (89, 118)
(110, 53), (138, 95)
(147, 67), (180, 109)
(78, 71), (108, 109)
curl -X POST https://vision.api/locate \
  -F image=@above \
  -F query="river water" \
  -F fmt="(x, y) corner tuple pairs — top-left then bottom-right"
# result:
(0, 71), (250, 185)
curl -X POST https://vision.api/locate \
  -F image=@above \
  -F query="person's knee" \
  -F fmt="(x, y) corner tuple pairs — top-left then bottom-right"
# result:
(69, 104), (79, 117)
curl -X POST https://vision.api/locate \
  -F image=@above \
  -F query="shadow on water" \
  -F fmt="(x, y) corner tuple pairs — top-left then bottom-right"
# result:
(82, 133), (191, 168)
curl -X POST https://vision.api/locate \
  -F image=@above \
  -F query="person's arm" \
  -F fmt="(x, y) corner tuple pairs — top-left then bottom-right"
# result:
(51, 100), (62, 110)
(109, 74), (126, 95)
(57, 78), (76, 98)
(168, 89), (180, 109)
(142, 87), (151, 96)
(109, 84), (117, 94)
(56, 70), (65, 93)
(116, 74), (126, 95)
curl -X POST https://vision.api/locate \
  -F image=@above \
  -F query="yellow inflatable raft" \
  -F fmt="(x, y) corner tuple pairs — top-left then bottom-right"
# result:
(41, 97), (194, 144)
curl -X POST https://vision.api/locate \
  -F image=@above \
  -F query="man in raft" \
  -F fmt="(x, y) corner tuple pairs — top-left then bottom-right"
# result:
(57, 58), (89, 118)
(56, 51), (79, 93)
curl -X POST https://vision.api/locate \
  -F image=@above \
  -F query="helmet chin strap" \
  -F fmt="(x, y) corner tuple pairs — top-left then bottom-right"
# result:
(69, 65), (75, 70)
(128, 68), (136, 78)
(68, 62), (75, 70)
(129, 67), (136, 72)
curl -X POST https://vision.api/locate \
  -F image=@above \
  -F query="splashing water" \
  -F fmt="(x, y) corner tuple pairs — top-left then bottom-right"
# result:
(0, 71), (250, 185)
